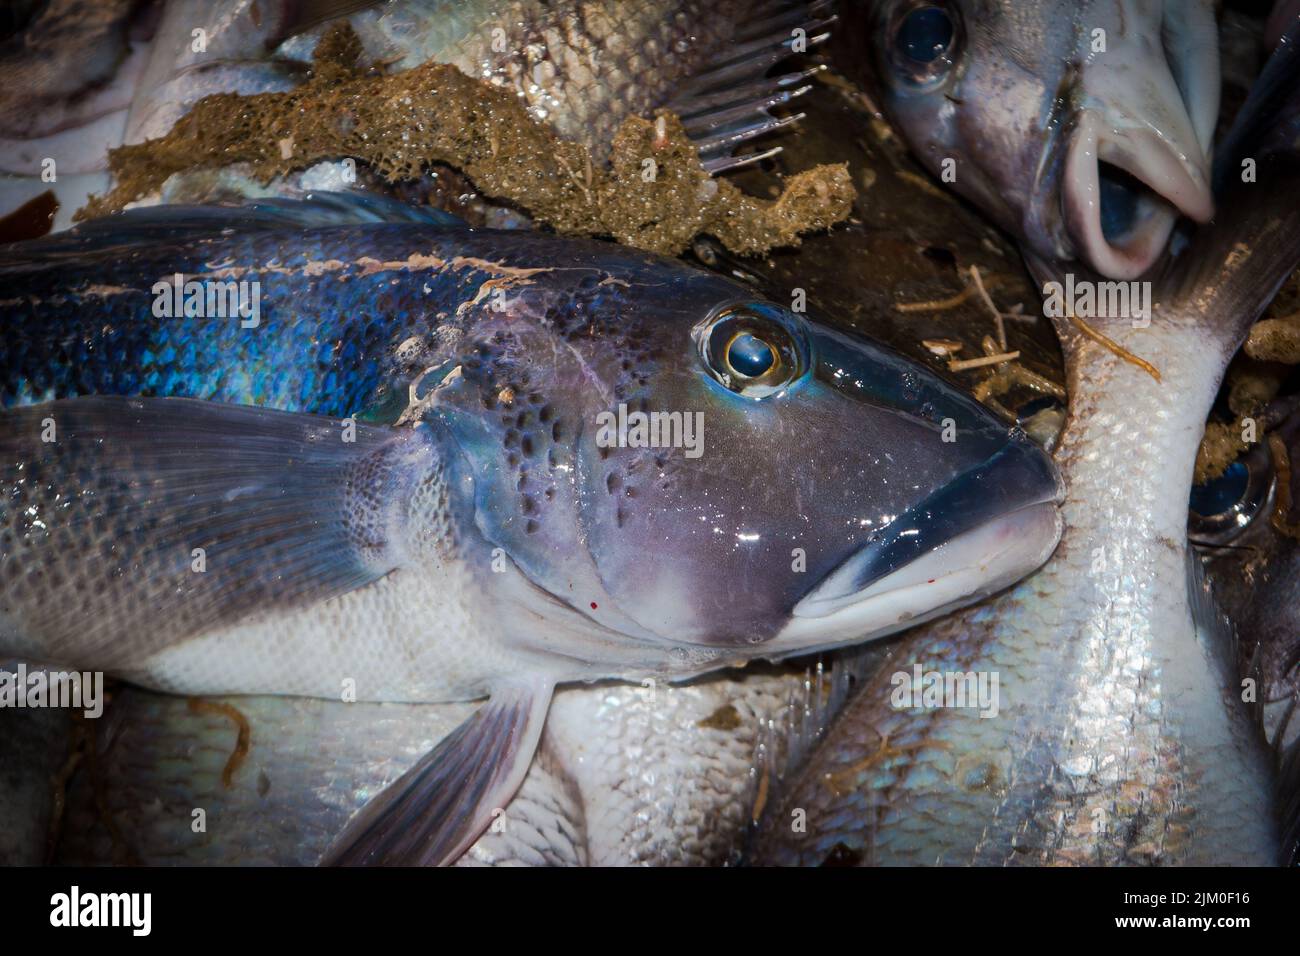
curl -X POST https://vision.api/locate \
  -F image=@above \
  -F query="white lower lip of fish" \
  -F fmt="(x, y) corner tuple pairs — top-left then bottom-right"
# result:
(775, 501), (1063, 654)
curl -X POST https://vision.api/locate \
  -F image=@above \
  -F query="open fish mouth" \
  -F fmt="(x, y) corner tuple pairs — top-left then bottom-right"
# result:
(771, 436), (1064, 653)
(1060, 111), (1214, 280)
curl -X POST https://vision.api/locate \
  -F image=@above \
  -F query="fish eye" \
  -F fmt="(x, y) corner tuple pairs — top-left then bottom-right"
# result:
(696, 303), (809, 399)
(1188, 457), (1273, 545)
(897, 6), (953, 63)
(886, 2), (962, 87)
(726, 332), (777, 378)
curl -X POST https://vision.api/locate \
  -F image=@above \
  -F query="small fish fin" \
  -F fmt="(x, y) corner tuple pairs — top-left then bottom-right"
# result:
(1186, 552), (1241, 685)
(1154, 12), (1300, 352)
(5, 191), (463, 258)
(322, 682), (553, 866)
(668, 1), (835, 173)
(739, 646), (883, 862)
(0, 396), (437, 665)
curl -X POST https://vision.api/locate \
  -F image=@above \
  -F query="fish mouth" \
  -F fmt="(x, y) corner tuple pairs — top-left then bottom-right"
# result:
(771, 437), (1063, 653)
(1059, 111), (1214, 280)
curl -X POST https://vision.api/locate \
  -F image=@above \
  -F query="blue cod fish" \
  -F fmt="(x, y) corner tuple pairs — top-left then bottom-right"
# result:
(855, 0), (1220, 280)
(746, 17), (1300, 866)
(0, 192), (1061, 865)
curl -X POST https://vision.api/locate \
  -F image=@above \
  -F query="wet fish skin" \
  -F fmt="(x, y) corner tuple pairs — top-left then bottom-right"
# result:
(747, 35), (1300, 865)
(0, 0), (148, 145)
(53, 689), (472, 866)
(752, 331), (1280, 865)
(283, 0), (790, 157)
(0, 0), (157, 233)
(853, 0), (1219, 280)
(43, 80), (1008, 869)
(1196, 409), (1300, 862)
(130, 0), (758, 148)
(0, 202), (1054, 683)
(1201, 422), (1300, 749)
(1, 0), (827, 229)
(131, 0), (830, 189)
(0, 193), (1062, 862)
(54, 670), (832, 866)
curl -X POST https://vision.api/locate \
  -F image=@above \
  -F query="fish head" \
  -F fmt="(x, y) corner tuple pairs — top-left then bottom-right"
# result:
(425, 248), (1063, 667)
(860, 0), (1218, 280)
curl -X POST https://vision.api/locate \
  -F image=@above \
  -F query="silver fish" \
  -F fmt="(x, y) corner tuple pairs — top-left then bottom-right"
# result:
(1193, 399), (1300, 863)
(44, 77), (1004, 869)
(852, 0), (1220, 280)
(272, 0), (834, 169)
(0, 0), (832, 230)
(54, 667), (855, 866)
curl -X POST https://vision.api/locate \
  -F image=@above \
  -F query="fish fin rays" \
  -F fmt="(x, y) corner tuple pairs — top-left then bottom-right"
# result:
(0, 396), (437, 665)
(668, 1), (834, 174)
(739, 647), (882, 862)
(1154, 12), (1300, 351)
(321, 682), (553, 866)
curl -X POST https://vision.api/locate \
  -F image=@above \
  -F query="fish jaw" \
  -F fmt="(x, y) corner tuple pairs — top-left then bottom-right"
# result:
(1058, 112), (1214, 280)
(864, 0), (1218, 281)
(1052, 1), (1218, 279)
(769, 437), (1063, 656)
(513, 305), (1065, 662)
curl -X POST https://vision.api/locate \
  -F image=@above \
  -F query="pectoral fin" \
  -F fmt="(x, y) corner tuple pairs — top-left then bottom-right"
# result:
(0, 396), (437, 667)
(322, 683), (552, 867)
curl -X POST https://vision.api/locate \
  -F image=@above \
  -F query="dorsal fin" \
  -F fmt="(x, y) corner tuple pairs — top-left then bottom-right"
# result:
(3, 191), (466, 259)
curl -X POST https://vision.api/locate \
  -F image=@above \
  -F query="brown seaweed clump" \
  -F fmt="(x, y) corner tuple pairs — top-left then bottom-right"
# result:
(1244, 264), (1300, 362)
(1194, 266), (1300, 482)
(78, 24), (853, 257)
(1194, 420), (1251, 485)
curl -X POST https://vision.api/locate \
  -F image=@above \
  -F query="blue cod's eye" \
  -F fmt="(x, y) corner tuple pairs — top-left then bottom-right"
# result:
(726, 332), (776, 378)
(897, 5), (954, 63)
(697, 303), (809, 399)
(885, 2), (962, 87)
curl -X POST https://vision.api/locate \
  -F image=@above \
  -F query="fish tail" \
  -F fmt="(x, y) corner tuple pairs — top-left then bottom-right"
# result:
(1156, 11), (1300, 355)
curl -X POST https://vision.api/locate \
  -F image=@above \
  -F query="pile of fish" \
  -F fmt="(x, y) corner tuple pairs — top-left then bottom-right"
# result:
(1, 0), (1299, 867)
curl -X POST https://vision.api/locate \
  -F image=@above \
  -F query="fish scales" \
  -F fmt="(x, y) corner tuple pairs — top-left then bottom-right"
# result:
(0, 194), (1063, 863)
(344, 0), (757, 153)
(752, 332), (1278, 865)
(0, 226), (667, 414)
